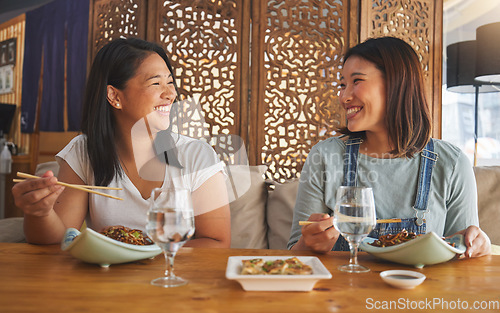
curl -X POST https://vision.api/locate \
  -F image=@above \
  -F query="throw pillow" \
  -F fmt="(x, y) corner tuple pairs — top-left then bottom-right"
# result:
(266, 179), (299, 249)
(0, 217), (25, 243)
(473, 166), (500, 245)
(228, 165), (268, 249)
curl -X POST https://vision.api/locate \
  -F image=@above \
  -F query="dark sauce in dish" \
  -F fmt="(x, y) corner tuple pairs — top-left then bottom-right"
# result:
(386, 274), (419, 280)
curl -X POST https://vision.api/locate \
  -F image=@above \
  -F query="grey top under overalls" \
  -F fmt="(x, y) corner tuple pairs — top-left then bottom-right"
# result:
(334, 135), (435, 251)
(288, 136), (479, 251)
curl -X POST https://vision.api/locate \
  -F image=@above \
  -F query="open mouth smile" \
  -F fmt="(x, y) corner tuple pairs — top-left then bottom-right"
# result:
(346, 106), (362, 119)
(154, 105), (171, 115)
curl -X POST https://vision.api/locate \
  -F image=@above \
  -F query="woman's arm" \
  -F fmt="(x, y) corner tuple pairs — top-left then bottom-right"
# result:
(185, 171), (231, 248)
(444, 151), (490, 257)
(288, 144), (338, 252)
(13, 160), (88, 244)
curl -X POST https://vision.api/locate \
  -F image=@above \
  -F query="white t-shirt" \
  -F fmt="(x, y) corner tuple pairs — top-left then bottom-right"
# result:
(56, 134), (226, 232)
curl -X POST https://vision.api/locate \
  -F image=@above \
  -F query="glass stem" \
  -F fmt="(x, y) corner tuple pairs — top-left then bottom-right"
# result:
(349, 242), (359, 266)
(164, 251), (176, 279)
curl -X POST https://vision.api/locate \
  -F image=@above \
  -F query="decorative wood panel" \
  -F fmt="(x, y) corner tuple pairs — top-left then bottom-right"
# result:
(251, 0), (358, 181)
(151, 0), (246, 142)
(0, 15), (28, 155)
(90, 0), (147, 59)
(361, 0), (443, 138)
(87, 0), (441, 182)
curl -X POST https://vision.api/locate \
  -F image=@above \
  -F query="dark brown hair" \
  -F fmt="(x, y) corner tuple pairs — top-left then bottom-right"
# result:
(339, 36), (432, 157)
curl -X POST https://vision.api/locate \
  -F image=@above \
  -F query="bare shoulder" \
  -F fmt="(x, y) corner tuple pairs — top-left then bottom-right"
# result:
(56, 159), (85, 185)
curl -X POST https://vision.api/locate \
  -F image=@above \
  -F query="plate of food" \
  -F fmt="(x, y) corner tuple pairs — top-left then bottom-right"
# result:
(61, 226), (162, 267)
(225, 256), (332, 291)
(360, 230), (466, 268)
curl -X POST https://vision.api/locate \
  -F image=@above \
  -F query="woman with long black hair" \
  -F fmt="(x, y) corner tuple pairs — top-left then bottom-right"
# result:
(13, 38), (231, 247)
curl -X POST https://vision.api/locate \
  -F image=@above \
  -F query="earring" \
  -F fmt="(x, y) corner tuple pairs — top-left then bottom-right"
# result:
(116, 103), (120, 107)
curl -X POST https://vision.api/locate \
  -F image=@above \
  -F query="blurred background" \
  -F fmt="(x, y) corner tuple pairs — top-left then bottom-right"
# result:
(443, 0), (500, 166)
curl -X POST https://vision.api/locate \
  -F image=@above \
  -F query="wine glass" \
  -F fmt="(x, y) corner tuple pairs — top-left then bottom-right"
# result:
(333, 186), (376, 273)
(146, 187), (195, 287)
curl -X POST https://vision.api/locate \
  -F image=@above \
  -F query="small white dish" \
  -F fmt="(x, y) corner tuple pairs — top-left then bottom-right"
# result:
(61, 228), (162, 267)
(380, 270), (426, 289)
(225, 256), (332, 291)
(360, 232), (466, 268)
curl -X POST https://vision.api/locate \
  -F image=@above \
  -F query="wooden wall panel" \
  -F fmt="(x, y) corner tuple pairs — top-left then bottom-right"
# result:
(86, 0), (442, 182)
(0, 15), (28, 155)
(251, 0), (359, 181)
(360, 0), (443, 138)
(151, 0), (247, 144)
(0, 15), (30, 218)
(90, 0), (147, 59)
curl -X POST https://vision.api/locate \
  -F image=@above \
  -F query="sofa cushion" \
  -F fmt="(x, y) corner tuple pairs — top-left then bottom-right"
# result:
(35, 161), (60, 176)
(474, 166), (500, 245)
(228, 165), (268, 249)
(266, 180), (299, 249)
(0, 218), (26, 243)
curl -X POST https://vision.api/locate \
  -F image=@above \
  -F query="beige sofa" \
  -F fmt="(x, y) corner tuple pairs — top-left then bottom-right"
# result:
(2, 164), (500, 249)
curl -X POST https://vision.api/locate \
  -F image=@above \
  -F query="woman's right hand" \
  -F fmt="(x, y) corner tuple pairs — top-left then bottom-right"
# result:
(291, 213), (340, 253)
(11, 170), (65, 217)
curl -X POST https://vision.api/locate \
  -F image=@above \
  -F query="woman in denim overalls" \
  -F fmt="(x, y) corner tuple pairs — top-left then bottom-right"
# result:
(289, 37), (491, 258)
(331, 134), (435, 251)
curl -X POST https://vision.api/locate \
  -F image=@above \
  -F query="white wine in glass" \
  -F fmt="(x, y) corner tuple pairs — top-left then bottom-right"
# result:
(147, 187), (195, 287)
(333, 186), (376, 273)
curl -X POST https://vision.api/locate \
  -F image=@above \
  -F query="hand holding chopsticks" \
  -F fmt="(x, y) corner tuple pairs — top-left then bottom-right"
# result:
(12, 179), (122, 190)
(15, 172), (123, 200)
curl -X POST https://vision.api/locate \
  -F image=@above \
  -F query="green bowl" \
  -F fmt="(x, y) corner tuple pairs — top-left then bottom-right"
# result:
(61, 227), (162, 267)
(360, 232), (466, 268)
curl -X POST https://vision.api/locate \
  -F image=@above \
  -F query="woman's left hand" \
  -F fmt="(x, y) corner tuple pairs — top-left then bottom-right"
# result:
(454, 226), (491, 258)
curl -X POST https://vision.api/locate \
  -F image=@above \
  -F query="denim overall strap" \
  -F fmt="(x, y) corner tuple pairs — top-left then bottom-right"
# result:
(413, 139), (438, 226)
(333, 136), (363, 251)
(367, 139), (438, 240)
(342, 136), (363, 187)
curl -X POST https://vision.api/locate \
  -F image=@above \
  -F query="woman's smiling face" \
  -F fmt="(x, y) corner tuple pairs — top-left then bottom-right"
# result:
(112, 52), (177, 131)
(339, 55), (387, 135)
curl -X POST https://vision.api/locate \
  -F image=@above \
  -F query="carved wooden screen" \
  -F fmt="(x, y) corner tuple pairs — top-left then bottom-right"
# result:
(251, 0), (358, 181)
(90, 0), (147, 60)
(150, 0), (246, 141)
(90, 0), (248, 163)
(88, 0), (441, 182)
(360, 0), (443, 137)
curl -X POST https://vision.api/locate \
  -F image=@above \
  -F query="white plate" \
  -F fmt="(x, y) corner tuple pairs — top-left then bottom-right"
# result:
(61, 228), (162, 267)
(380, 270), (426, 289)
(360, 232), (466, 268)
(225, 256), (332, 291)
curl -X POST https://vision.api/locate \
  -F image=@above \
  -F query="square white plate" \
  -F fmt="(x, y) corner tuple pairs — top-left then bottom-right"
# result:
(225, 256), (332, 291)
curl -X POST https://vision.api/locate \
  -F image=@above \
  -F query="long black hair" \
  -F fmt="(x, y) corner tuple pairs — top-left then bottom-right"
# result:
(81, 38), (181, 186)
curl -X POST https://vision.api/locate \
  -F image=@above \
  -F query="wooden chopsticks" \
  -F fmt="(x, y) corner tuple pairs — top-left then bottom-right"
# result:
(375, 218), (402, 224)
(15, 172), (123, 200)
(12, 179), (122, 190)
(299, 218), (402, 226)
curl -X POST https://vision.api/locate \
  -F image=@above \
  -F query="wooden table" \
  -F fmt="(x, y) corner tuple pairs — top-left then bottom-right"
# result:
(1, 243), (499, 313)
